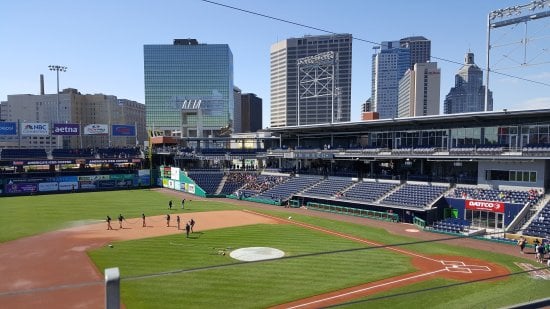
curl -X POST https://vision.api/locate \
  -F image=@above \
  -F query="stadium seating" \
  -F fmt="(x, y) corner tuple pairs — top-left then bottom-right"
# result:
(1, 148), (47, 159)
(382, 183), (448, 208)
(219, 172), (255, 195)
(523, 200), (550, 238)
(301, 177), (355, 198)
(256, 175), (322, 201)
(451, 187), (541, 206)
(522, 143), (550, 156)
(52, 148), (94, 158)
(431, 218), (470, 234)
(187, 170), (224, 194)
(96, 147), (141, 158)
(343, 181), (398, 202)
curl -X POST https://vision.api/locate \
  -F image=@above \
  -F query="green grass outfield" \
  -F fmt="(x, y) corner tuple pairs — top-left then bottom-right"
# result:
(2, 190), (549, 308)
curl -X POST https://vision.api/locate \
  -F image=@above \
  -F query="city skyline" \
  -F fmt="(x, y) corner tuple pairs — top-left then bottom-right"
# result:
(1, 0), (549, 129)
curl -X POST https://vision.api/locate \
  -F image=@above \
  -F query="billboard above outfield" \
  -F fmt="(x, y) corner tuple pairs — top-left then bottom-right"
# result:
(112, 124), (136, 136)
(21, 122), (49, 135)
(0, 122), (17, 135)
(52, 123), (80, 135)
(84, 124), (108, 135)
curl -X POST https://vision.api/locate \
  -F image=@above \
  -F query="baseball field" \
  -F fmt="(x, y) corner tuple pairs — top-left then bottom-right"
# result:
(0, 189), (548, 308)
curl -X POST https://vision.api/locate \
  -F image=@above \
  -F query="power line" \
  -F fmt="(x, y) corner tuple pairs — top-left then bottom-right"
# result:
(199, 0), (550, 88)
(325, 266), (550, 308)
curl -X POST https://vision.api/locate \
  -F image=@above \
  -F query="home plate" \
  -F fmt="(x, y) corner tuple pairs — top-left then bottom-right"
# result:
(229, 247), (285, 262)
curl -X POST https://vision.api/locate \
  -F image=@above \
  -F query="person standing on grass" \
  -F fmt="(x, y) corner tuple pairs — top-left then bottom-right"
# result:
(106, 216), (113, 230)
(190, 218), (195, 233)
(168, 200), (173, 210)
(181, 198), (185, 209)
(142, 213), (146, 227)
(118, 214), (125, 229)
(176, 215), (181, 230)
(185, 222), (191, 238)
(166, 214), (171, 227)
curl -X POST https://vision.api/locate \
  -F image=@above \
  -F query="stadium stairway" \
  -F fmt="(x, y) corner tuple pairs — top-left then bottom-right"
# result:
(374, 182), (404, 204)
(215, 175), (228, 195)
(519, 193), (550, 233)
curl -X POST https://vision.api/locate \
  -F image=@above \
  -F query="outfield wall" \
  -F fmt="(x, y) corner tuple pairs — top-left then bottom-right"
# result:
(158, 165), (208, 197)
(0, 170), (151, 196)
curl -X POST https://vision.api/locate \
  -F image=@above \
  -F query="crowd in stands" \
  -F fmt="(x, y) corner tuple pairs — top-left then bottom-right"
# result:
(256, 175), (321, 202)
(96, 147), (141, 159)
(451, 187), (542, 206)
(52, 148), (94, 158)
(237, 174), (287, 195)
(1, 148), (48, 159)
(220, 172), (254, 195)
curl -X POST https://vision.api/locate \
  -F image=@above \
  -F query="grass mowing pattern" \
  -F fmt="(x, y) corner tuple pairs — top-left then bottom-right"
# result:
(90, 224), (414, 308)
(344, 274), (550, 308)
(0, 190), (239, 242)
(3, 190), (548, 307)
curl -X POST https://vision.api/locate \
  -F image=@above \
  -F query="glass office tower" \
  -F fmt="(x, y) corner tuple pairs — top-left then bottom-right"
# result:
(144, 39), (234, 137)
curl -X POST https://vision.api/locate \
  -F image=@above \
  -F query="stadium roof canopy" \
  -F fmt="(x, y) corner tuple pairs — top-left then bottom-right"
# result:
(268, 109), (550, 137)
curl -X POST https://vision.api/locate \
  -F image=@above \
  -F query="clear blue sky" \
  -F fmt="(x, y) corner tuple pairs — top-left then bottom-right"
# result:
(1, 0), (549, 128)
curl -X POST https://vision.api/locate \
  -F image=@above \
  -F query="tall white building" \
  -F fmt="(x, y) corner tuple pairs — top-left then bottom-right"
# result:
(270, 34), (352, 127)
(397, 62), (441, 118)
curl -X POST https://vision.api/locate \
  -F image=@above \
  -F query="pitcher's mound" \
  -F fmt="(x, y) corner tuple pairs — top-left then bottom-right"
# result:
(230, 247), (285, 261)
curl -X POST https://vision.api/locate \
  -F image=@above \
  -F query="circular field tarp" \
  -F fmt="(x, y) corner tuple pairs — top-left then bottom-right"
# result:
(229, 247), (285, 262)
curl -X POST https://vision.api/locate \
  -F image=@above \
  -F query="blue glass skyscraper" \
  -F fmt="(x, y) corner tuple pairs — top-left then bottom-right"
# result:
(371, 41), (411, 119)
(144, 39), (234, 137)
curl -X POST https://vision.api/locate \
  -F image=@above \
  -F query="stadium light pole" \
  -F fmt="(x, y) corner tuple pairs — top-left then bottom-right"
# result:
(48, 65), (68, 123)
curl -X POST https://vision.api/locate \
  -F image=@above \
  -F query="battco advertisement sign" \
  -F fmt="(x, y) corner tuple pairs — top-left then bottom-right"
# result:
(0, 122), (17, 135)
(84, 124), (108, 135)
(465, 200), (505, 213)
(53, 123), (80, 135)
(22, 122), (49, 135)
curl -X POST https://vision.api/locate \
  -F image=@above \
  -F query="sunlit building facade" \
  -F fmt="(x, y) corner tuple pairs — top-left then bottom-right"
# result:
(144, 39), (234, 137)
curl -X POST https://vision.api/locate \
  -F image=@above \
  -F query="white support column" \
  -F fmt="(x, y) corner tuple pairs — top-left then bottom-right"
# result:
(105, 267), (120, 309)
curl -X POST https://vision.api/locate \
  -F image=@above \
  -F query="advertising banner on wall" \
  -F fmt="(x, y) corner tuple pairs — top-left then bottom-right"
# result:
(175, 181), (181, 191)
(38, 182), (59, 192)
(21, 122), (49, 135)
(83, 124), (108, 135)
(98, 180), (116, 188)
(188, 183), (195, 194)
(0, 122), (17, 135)
(52, 123), (80, 135)
(79, 181), (96, 189)
(112, 125), (136, 136)
(59, 181), (79, 191)
(78, 175), (109, 182)
(465, 199), (505, 213)
(171, 167), (180, 181)
(5, 182), (38, 193)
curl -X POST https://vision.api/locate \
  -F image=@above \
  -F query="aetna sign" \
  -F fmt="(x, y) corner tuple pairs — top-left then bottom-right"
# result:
(52, 124), (80, 136)
(465, 200), (505, 213)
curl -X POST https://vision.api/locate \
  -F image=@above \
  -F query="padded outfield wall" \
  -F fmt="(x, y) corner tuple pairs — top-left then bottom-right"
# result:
(158, 165), (208, 197)
(0, 170), (150, 196)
